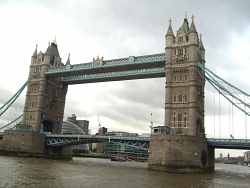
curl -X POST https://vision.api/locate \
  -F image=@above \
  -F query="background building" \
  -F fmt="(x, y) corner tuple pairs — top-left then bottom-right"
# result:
(62, 114), (90, 153)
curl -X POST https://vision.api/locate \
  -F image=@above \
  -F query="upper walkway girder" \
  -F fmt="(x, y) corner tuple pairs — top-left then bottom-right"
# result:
(62, 67), (165, 84)
(46, 53), (166, 79)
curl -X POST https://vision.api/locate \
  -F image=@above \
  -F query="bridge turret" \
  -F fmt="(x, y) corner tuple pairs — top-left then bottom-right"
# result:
(188, 16), (199, 45)
(199, 34), (205, 61)
(149, 16), (213, 173)
(165, 19), (175, 47)
(164, 16), (206, 136)
(45, 42), (62, 68)
(65, 53), (71, 65)
(176, 17), (189, 44)
(32, 44), (37, 58)
(23, 41), (68, 133)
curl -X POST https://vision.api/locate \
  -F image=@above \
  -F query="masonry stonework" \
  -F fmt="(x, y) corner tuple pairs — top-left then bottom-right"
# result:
(23, 42), (68, 133)
(148, 17), (214, 172)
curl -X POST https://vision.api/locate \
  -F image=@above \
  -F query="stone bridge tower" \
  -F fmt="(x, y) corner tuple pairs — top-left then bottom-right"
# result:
(148, 17), (214, 172)
(23, 42), (68, 133)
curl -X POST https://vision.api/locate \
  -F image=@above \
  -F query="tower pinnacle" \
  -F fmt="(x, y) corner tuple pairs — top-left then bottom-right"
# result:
(189, 15), (197, 33)
(199, 34), (205, 50)
(166, 18), (174, 36)
(66, 53), (71, 65)
(32, 44), (38, 57)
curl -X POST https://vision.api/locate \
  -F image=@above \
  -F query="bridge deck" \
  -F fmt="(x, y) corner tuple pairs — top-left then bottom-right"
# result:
(45, 134), (250, 150)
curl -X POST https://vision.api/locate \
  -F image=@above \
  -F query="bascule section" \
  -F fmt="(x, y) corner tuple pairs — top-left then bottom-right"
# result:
(148, 17), (214, 172)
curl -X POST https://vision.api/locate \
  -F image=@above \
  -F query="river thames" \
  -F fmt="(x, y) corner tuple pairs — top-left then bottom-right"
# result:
(0, 156), (249, 188)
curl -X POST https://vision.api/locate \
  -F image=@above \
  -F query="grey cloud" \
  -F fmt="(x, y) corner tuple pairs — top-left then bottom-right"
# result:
(2, 0), (250, 134)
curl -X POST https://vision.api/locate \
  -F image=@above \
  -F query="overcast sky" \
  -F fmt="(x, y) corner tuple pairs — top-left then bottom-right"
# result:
(0, 0), (249, 156)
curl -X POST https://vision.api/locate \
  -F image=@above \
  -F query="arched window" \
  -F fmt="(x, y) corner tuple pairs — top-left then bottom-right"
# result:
(177, 48), (183, 56)
(184, 112), (187, 127)
(177, 113), (182, 127)
(183, 95), (187, 102)
(178, 94), (182, 102)
(173, 112), (176, 127)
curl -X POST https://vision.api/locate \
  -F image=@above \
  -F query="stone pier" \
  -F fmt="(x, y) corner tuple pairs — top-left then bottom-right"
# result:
(0, 131), (72, 159)
(148, 135), (214, 173)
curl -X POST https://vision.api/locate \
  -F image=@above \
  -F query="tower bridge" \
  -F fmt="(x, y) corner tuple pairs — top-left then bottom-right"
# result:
(0, 17), (249, 173)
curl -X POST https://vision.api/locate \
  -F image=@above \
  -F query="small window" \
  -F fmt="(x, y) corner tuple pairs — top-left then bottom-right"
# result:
(183, 95), (187, 102)
(173, 112), (176, 127)
(177, 113), (182, 127)
(178, 95), (182, 102)
(178, 37), (183, 42)
(184, 112), (187, 127)
(177, 48), (183, 56)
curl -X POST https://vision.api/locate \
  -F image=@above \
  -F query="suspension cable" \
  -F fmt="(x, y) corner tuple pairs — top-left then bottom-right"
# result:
(205, 69), (250, 109)
(219, 92), (221, 138)
(213, 91), (215, 137)
(245, 96), (247, 139)
(198, 64), (250, 97)
(231, 98), (234, 137)
(0, 114), (23, 130)
(0, 81), (27, 117)
(197, 65), (250, 116)
(0, 81), (27, 110)
(205, 75), (250, 116)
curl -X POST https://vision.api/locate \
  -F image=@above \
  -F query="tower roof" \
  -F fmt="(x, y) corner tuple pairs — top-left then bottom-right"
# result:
(199, 34), (205, 50)
(32, 44), (37, 57)
(46, 42), (60, 57)
(177, 18), (189, 34)
(166, 19), (174, 36)
(189, 15), (197, 33)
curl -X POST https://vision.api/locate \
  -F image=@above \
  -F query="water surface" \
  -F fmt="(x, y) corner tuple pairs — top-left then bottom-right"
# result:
(0, 156), (249, 188)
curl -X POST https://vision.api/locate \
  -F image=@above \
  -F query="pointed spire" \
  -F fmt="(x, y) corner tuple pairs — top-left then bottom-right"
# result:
(189, 15), (197, 33)
(32, 44), (38, 57)
(66, 53), (71, 65)
(177, 17), (189, 34)
(166, 18), (174, 36)
(53, 36), (57, 45)
(199, 34), (205, 50)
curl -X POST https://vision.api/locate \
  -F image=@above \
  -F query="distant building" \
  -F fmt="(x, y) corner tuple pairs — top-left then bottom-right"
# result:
(61, 114), (90, 153)
(62, 114), (89, 135)
(95, 127), (108, 153)
(106, 131), (138, 137)
(97, 127), (107, 135)
(244, 151), (250, 162)
(219, 153), (223, 159)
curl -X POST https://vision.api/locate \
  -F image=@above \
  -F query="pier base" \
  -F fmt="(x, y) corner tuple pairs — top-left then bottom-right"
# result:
(0, 131), (72, 159)
(148, 135), (214, 173)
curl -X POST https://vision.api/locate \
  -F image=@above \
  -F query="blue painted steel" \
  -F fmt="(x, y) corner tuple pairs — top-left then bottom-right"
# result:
(207, 138), (250, 149)
(62, 67), (165, 84)
(45, 134), (250, 150)
(45, 134), (150, 147)
(47, 53), (165, 76)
